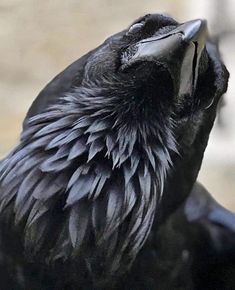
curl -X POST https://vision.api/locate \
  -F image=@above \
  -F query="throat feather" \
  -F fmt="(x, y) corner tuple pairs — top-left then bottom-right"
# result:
(0, 95), (177, 278)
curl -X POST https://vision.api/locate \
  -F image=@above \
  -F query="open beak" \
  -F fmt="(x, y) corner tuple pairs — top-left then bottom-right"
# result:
(126, 19), (208, 97)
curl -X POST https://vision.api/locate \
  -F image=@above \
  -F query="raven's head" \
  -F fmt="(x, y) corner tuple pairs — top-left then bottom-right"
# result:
(0, 13), (229, 287)
(76, 14), (215, 119)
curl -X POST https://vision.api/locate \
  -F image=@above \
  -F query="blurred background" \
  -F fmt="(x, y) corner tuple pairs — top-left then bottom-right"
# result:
(0, 0), (234, 209)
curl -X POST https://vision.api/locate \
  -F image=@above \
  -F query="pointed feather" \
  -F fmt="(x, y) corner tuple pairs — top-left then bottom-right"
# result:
(28, 132), (59, 150)
(92, 174), (110, 199)
(46, 129), (83, 150)
(144, 145), (156, 170)
(34, 115), (75, 138)
(106, 134), (116, 156)
(69, 202), (89, 248)
(0, 184), (18, 212)
(66, 174), (95, 205)
(32, 174), (64, 200)
(46, 130), (71, 149)
(67, 138), (87, 160)
(103, 184), (124, 239)
(73, 116), (93, 129)
(20, 123), (43, 141)
(40, 157), (71, 173)
(26, 199), (50, 227)
(86, 132), (102, 144)
(85, 119), (110, 133)
(15, 195), (35, 224)
(17, 153), (44, 175)
(124, 181), (137, 216)
(88, 140), (104, 161)
(14, 168), (41, 210)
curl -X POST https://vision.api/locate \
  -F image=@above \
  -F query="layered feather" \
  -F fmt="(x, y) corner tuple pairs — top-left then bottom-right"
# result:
(0, 87), (177, 276)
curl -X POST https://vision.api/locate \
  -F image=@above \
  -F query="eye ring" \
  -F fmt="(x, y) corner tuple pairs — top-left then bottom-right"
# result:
(127, 22), (144, 35)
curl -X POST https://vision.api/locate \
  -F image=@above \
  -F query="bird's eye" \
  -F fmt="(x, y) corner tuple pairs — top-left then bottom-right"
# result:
(127, 22), (144, 35)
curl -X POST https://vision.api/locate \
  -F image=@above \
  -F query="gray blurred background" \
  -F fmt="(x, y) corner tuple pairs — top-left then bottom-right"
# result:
(0, 0), (234, 209)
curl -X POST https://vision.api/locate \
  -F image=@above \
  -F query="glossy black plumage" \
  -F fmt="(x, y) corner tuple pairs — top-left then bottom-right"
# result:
(123, 183), (235, 290)
(0, 14), (231, 289)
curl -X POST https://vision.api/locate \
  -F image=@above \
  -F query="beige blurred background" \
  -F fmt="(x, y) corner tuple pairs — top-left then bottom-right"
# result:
(0, 0), (234, 209)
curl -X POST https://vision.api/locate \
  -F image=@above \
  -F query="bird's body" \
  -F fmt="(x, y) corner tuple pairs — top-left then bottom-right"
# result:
(0, 14), (232, 289)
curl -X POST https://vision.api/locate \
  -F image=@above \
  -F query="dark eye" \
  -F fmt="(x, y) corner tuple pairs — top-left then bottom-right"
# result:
(127, 22), (144, 35)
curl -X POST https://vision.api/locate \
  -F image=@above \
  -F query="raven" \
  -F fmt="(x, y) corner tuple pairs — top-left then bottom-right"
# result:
(0, 14), (230, 289)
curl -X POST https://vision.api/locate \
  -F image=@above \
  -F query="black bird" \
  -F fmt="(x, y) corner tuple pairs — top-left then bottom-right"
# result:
(0, 14), (230, 289)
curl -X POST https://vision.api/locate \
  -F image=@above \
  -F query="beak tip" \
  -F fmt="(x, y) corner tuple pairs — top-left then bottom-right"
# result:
(182, 19), (208, 44)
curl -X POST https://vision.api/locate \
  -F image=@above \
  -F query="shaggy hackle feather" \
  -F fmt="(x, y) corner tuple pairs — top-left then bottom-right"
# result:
(0, 85), (176, 277)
